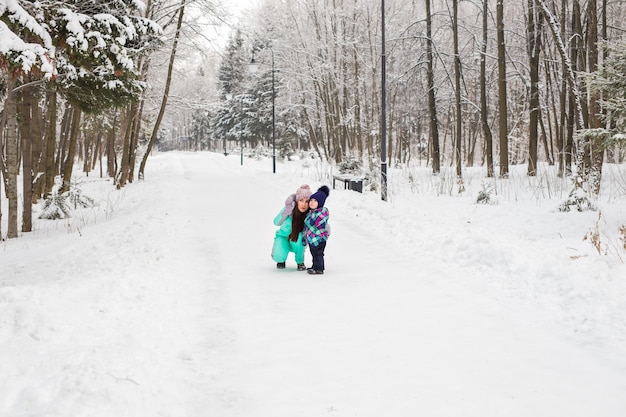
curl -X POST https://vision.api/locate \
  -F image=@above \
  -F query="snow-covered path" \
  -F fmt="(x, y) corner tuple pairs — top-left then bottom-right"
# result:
(1, 152), (625, 416)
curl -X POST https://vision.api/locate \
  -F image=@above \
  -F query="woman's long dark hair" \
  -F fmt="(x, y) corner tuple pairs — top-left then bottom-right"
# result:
(289, 204), (307, 242)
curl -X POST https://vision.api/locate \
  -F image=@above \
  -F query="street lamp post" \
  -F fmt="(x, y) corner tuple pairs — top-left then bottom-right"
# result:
(381, 0), (388, 201)
(249, 48), (276, 173)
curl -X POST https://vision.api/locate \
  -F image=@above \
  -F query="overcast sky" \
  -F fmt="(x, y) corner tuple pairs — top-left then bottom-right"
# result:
(227, 0), (258, 17)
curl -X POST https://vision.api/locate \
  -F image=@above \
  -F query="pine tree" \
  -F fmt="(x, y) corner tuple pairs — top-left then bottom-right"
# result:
(586, 41), (626, 151)
(218, 31), (247, 98)
(53, 0), (162, 112)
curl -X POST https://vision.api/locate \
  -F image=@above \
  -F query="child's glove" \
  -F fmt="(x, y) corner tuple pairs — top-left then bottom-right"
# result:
(277, 194), (296, 226)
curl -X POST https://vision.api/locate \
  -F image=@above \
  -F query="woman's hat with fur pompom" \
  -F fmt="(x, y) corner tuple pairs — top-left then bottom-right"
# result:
(310, 185), (330, 208)
(295, 184), (312, 201)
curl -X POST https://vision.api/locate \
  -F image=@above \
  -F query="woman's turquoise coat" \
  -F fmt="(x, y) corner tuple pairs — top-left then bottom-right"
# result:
(272, 209), (306, 264)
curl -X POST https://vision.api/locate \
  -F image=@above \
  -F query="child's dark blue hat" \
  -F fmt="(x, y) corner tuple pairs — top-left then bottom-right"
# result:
(310, 185), (330, 208)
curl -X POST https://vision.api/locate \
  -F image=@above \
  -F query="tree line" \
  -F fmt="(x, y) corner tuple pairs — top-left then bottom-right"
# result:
(0, 0), (222, 239)
(3, 0), (626, 240)
(207, 0), (626, 197)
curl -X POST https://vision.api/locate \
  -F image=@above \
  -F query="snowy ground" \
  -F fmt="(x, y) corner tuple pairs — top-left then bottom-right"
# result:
(1, 151), (626, 417)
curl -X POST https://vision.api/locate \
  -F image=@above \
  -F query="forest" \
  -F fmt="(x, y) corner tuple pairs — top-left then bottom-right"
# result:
(2, 0), (626, 240)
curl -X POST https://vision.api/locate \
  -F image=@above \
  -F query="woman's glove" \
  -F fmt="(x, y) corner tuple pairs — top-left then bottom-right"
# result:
(277, 194), (296, 226)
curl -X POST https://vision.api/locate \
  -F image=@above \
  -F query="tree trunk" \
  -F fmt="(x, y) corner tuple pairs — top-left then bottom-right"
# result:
(4, 81), (20, 238)
(139, 0), (186, 180)
(537, 0), (585, 129)
(116, 106), (134, 188)
(481, 0), (494, 177)
(587, 0), (603, 195)
(56, 102), (72, 179)
(0, 90), (6, 239)
(452, 0), (463, 187)
(537, 0), (594, 200)
(497, 0), (509, 178)
(18, 90), (33, 232)
(117, 101), (140, 188)
(107, 113), (117, 178)
(30, 93), (44, 202)
(527, 0), (543, 176)
(60, 106), (82, 194)
(565, 0), (582, 176)
(425, 0), (440, 174)
(92, 129), (103, 173)
(129, 99), (145, 182)
(83, 129), (92, 176)
(352, 18), (363, 159)
(43, 89), (57, 197)
(0, 168), (2, 239)
(556, 0), (568, 177)
(539, 116), (553, 164)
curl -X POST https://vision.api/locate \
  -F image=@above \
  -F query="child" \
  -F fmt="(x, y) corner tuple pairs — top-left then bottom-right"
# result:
(303, 185), (330, 275)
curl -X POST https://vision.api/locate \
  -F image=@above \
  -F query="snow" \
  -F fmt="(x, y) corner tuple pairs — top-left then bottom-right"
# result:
(1, 1), (160, 82)
(0, 20), (50, 74)
(1, 0), (53, 49)
(0, 0), (56, 76)
(1, 152), (626, 416)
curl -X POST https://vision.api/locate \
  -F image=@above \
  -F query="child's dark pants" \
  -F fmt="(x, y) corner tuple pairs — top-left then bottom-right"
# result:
(309, 241), (326, 271)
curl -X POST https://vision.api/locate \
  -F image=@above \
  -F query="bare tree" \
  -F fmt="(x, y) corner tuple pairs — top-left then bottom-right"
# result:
(426, 0), (441, 175)
(586, 0), (603, 195)
(480, 0), (494, 178)
(527, 0), (543, 176)
(452, 0), (464, 190)
(497, 0), (509, 178)
(139, 0), (186, 181)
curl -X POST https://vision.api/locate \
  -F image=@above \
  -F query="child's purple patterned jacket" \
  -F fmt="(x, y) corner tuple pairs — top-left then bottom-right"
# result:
(303, 207), (330, 246)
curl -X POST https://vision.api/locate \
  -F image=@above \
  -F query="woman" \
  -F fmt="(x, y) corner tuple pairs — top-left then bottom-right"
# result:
(272, 184), (312, 270)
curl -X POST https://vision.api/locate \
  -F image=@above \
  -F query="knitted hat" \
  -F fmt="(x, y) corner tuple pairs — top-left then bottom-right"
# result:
(295, 184), (312, 201)
(310, 185), (330, 208)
